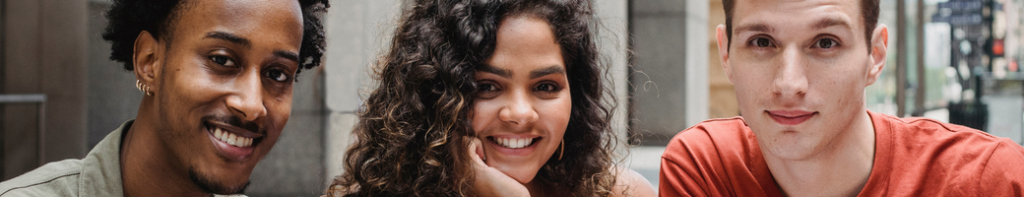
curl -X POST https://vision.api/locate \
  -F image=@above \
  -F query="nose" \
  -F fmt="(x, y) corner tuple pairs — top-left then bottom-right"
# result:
(498, 91), (539, 126)
(225, 70), (267, 122)
(773, 47), (808, 99)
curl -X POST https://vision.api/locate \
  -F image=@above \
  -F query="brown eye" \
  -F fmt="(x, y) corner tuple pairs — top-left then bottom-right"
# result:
(534, 83), (558, 92)
(479, 83), (499, 92)
(750, 37), (774, 48)
(210, 55), (236, 67)
(475, 82), (501, 99)
(817, 38), (838, 49)
(264, 69), (289, 82)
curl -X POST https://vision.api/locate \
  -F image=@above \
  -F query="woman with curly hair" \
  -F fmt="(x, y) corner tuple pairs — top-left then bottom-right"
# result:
(327, 0), (654, 196)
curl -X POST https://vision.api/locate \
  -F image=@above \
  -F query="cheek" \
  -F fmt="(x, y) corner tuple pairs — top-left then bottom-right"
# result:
(540, 93), (572, 136)
(470, 100), (499, 134)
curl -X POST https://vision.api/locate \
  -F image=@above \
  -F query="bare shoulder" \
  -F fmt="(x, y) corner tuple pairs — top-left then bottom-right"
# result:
(610, 165), (656, 197)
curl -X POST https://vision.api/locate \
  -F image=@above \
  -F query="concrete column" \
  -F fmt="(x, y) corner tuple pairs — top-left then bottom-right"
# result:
(594, 0), (629, 154)
(2, 0), (88, 179)
(628, 0), (708, 145)
(322, 0), (404, 185)
(683, 0), (709, 128)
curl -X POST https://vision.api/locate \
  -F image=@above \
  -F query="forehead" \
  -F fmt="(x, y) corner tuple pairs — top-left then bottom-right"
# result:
(732, 0), (863, 33)
(169, 0), (303, 44)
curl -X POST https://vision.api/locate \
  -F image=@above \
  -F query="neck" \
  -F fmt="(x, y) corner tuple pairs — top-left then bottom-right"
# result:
(524, 178), (559, 197)
(121, 102), (209, 197)
(765, 110), (876, 197)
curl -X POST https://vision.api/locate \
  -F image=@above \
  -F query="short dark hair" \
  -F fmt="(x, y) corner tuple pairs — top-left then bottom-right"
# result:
(102, 0), (330, 73)
(722, 0), (880, 52)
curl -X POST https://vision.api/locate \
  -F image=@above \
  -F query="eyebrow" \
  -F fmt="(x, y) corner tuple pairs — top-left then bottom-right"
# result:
(734, 23), (775, 34)
(529, 65), (566, 79)
(477, 64), (566, 79)
(477, 65), (512, 78)
(812, 17), (852, 30)
(274, 50), (300, 63)
(205, 31), (251, 48)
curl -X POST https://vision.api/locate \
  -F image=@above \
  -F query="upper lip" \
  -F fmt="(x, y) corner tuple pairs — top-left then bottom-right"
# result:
(766, 110), (815, 117)
(487, 134), (542, 138)
(207, 121), (264, 139)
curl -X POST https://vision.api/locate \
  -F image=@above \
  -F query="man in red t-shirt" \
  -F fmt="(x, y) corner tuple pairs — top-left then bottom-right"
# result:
(659, 0), (1024, 196)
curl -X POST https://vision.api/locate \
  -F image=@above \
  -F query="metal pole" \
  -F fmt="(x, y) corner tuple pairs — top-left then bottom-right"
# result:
(0, 94), (47, 166)
(897, 0), (908, 117)
(914, 0), (927, 117)
(38, 101), (45, 166)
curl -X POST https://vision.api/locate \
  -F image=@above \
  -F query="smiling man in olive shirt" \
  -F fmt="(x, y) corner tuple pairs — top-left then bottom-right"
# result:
(0, 0), (328, 196)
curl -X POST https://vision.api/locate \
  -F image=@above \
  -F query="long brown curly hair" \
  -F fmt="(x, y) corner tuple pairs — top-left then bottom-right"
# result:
(327, 0), (618, 196)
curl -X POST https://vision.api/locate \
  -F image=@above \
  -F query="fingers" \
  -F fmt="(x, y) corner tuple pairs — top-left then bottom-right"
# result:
(475, 138), (486, 162)
(469, 137), (486, 164)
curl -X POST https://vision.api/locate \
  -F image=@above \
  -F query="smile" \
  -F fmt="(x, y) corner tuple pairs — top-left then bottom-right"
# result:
(485, 136), (542, 156)
(492, 137), (538, 149)
(205, 121), (264, 161)
(213, 127), (254, 148)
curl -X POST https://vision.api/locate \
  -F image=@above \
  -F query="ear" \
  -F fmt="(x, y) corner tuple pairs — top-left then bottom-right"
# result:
(866, 24), (888, 86)
(716, 25), (734, 84)
(133, 30), (162, 94)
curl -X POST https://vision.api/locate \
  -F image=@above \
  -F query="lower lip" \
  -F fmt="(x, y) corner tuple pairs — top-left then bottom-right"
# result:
(768, 113), (815, 125)
(206, 127), (255, 161)
(486, 138), (540, 156)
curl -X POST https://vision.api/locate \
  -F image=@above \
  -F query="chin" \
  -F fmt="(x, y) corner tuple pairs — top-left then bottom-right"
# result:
(493, 162), (542, 183)
(763, 135), (822, 160)
(189, 166), (252, 194)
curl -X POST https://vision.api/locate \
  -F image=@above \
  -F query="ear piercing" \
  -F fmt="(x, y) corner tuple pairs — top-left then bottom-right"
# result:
(136, 80), (153, 96)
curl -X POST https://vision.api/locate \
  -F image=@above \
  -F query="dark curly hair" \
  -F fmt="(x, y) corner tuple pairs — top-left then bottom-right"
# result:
(102, 0), (330, 74)
(328, 0), (619, 196)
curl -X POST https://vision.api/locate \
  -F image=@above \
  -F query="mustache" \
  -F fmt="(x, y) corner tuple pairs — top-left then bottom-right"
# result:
(201, 115), (266, 135)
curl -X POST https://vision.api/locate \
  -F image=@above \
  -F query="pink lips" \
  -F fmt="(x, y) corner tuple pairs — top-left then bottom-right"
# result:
(766, 110), (816, 125)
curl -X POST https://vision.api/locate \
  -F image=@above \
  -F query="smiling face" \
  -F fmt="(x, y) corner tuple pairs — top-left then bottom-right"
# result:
(145, 0), (303, 194)
(471, 15), (571, 183)
(719, 0), (886, 160)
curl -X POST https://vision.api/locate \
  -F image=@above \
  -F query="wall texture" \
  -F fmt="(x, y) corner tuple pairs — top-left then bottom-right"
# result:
(2, 0), (88, 179)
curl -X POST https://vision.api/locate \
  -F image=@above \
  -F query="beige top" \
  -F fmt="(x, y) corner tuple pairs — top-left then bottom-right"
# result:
(0, 120), (248, 197)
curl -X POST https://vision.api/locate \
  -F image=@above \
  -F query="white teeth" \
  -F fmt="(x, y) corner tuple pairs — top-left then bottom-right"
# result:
(212, 127), (255, 148)
(215, 128), (223, 139)
(495, 137), (535, 149)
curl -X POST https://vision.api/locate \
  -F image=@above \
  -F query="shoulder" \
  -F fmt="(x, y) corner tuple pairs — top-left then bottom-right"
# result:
(663, 117), (751, 164)
(879, 111), (1017, 156)
(0, 159), (84, 196)
(610, 166), (656, 197)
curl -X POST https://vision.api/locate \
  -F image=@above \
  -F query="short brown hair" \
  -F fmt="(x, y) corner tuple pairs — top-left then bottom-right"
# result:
(722, 0), (880, 52)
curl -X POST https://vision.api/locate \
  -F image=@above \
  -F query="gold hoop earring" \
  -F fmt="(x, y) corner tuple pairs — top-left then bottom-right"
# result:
(558, 138), (564, 160)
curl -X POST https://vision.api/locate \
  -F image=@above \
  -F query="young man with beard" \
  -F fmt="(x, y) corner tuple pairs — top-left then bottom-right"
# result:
(660, 0), (1024, 196)
(0, 0), (328, 196)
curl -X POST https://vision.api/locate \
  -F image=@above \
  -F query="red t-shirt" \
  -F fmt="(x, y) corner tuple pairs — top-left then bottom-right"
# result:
(660, 110), (1024, 196)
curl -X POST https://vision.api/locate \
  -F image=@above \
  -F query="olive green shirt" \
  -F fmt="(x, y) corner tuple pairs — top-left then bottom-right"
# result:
(0, 120), (131, 196)
(0, 121), (247, 197)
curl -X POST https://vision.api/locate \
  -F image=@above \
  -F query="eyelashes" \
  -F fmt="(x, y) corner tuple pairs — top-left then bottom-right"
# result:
(745, 36), (842, 50)
(474, 80), (563, 99)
